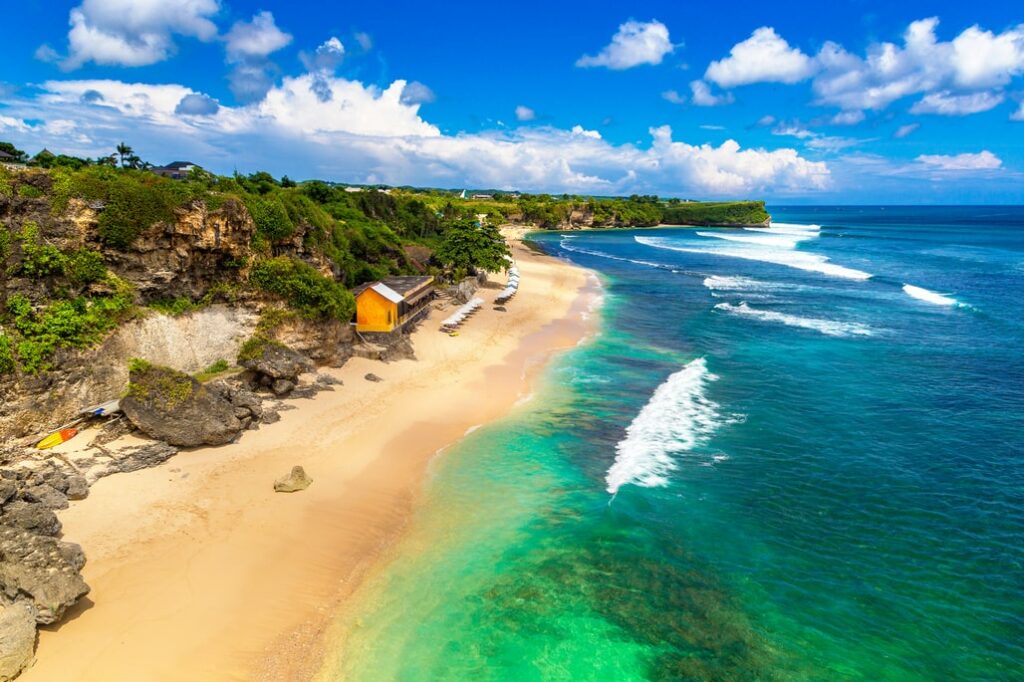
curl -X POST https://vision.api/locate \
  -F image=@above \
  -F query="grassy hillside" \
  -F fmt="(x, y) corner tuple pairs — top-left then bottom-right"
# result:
(661, 200), (770, 226)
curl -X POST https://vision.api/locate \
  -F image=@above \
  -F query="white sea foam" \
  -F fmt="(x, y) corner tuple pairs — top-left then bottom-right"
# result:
(637, 235), (873, 281)
(702, 275), (796, 292)
(902, 284), (959, 307)
(560, 237), (673, 271)
(606, 358), (730, 495)
(714, 302), (874, 337)
(696, 223), (819, 249)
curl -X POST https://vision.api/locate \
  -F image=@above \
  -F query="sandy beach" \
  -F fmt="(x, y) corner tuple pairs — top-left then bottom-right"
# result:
(22, 235), (596, 681)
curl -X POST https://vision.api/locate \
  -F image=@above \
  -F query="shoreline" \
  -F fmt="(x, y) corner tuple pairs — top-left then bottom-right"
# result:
(22, 236), (598, 681)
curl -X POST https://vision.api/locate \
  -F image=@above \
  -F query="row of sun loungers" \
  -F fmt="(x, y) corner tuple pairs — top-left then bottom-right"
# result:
(495, 266), (520, 305)
(441, 297), (485, 331)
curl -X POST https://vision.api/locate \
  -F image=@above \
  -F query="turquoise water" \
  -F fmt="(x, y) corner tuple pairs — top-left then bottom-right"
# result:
(330, 207), (1024, 681)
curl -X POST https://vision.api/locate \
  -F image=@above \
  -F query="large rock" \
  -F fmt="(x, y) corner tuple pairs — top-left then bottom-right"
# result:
(0, 527), (89, 625)
(273, 466), (312, 493)
(239, 341), (313, 383)
(121, 363), (243, 447)
(0, 603), (35, 682)
(0, 503), (61, 538)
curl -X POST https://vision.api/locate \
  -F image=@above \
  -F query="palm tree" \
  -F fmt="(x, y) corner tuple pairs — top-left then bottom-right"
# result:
(115, 142), (133, 167)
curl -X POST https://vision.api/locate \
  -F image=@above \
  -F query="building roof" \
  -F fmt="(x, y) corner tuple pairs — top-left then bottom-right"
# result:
(354, 276), (434, 303)
(0, 150), (15, 160)
(155, 161), (197, 171)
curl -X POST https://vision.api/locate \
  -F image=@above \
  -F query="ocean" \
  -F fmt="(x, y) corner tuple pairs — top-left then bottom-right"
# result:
(327, 206), (1024, 681)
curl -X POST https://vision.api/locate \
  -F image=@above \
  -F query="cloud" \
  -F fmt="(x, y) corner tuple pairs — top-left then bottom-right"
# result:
(772, 121), (815, 139)
(700, 124), (726, 131)
(354, 32), (373, 52)
(1013, 102), (1024, 121)
(754, 115), (776, 127)
(909, 90), (1005, 115)
(59, 0), (220, 69)
(813, 18), (1024, 112)
(661, 89), (686, 105)
(300, 37), (345, 72)
(893, 123), (920, 138)
(400, 81), (436, 105)
(224, 11), (292, 104)
(1, 76), (830, 197)
(705, 27), (815, 88)
(80, 89), (104, 103)
(830, 110), (865, 125)
(689, 80), (734, 106)
(515, 105), (536, 122)
(916, 151), (1002, 171)
(576, 20), (674, 70)
(225, 11), (292, 61)
(35, 44), (61, 64)
(175, 92), (220, 116)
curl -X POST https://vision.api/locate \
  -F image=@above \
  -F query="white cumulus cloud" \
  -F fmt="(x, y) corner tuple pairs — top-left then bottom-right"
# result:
(916, 151), (1002, 170)
(59, 0), (220, 69)
(225, 11), (292, 61)
(705, 27), (815, 88)
(893, 123), (920, 138)
(576, 20), (675, 70)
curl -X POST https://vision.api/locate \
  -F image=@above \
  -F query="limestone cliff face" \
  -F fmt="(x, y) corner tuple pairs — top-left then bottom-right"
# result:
(0, 306), (260, 440)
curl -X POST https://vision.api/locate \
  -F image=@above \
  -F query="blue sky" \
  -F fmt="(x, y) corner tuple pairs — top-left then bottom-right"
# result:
(1, 0), (1023, 203)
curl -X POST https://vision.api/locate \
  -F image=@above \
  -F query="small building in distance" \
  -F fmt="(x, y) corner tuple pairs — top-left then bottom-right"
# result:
(470, 193), (494, 200)
(354, 276), (435, 334)
(152, 161), (199, 180)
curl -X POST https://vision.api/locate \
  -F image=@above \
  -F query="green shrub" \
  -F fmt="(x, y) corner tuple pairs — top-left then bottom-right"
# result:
(128, 357), (152, 373)
(17, 184), (43, 198)
(194, 358), (231, 382)
(249, 256), (354, 320)
(0, 169), (11, 198)
(243, 195), (294, 242)
(0, 335), (14, 374)
(148, 296), (199, 316)
(4, 278), (135, 374)
(17, 221), (68, 278)
(237, 334), (287, 363)
(66, 249), (107, 285)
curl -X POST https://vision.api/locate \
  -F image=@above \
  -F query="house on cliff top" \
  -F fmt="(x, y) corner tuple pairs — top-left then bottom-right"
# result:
(354, 276), (435, 334)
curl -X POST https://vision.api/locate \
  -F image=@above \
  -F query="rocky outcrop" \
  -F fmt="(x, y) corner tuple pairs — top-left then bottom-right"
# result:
(273, 466), (312, 493)
(0, 527), (88, 625)
(0, 603), (35, 682)
(239, 341), (314, 397)
(121, 364), (242, 447)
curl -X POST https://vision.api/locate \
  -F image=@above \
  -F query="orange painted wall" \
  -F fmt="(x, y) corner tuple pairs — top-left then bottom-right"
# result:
(355, 289), (398, 332)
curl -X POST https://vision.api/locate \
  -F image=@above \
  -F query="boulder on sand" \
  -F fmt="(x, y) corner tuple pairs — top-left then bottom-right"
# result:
(0, 526), (89, 625)
(121, 362), (242, 447)
(239, 339), (314, 382)
(273, 466), (312, 493)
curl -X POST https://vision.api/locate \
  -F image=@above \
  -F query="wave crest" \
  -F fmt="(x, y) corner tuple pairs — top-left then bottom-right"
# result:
(606, 358), (731, 495)
(714, 302), (874, 337)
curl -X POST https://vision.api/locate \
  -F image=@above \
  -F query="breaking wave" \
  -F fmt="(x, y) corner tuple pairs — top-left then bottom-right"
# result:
(560, 237), (674, 271)
(606, 358), (730, 495)
(638, 236), (872, 281)
(714, 302), (874, 337)
(702, 275), (798, 292)
(903, 284), (959, 307)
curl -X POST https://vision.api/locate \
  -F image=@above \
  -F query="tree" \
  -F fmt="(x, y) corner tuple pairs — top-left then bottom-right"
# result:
(0, 142), (27, 163)
(434, 218), (511, 279)
(115, 142), (133, 167)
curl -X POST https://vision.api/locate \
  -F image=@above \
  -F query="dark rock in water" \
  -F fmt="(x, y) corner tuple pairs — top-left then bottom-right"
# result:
(0, 526), (89, 625)
(0, 502), (61, 537)
(239, 341), (314, 382)
(271, 379), (295, 396)
(273, 466), (312, 493)
(121, 364), (242, 448)
(20, 484), (68, 511)
(261, 410), (280, 425)
(364, 373), (383, 383)
(64, 476), (89, 501)
(0, 602), (36, 682)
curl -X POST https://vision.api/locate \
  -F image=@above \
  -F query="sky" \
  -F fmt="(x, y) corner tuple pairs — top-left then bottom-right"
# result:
(1, 0), (1023, 203)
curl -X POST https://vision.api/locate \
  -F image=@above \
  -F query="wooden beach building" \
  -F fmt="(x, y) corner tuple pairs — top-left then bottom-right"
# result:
(354, 276), (435, 334)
